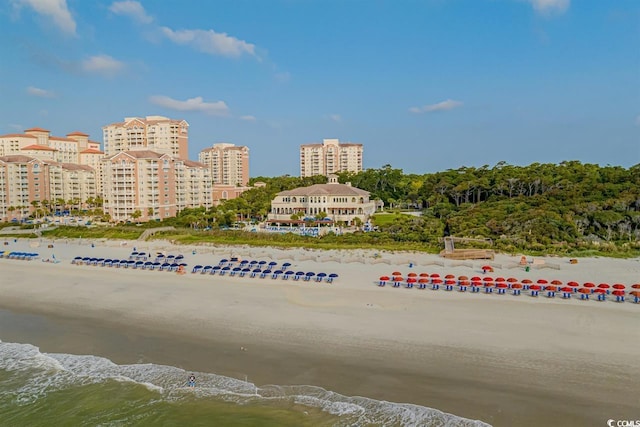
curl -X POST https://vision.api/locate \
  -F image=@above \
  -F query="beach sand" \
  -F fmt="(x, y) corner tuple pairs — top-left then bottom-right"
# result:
(1, 237), (639, 426)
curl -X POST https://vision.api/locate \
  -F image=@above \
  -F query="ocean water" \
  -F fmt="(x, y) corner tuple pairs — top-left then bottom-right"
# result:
(0, 340), (491, 427)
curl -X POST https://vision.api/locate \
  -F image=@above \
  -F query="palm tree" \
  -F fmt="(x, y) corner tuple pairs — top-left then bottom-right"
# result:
(31, 200), (40, 219)
(130, 210), (142, 223)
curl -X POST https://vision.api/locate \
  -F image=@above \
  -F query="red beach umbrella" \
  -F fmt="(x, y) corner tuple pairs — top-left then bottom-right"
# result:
(407, 272), (418, 277)
(445, 279), (456, 285)
(560, 286), (573, 292)
(537, 279), (548, 284)
(597, 284), (610, 290)
(471, 280), (482, 286)
(545, 285), (557, 292)
(459, 280), (470, 286)
(522, 279), (533, 284)
(583, 283), (595, 289)
(483, 277), (494, 282)
(393, 276), (404, 282)
(481, 265), (492, 270)
(432, 278), (443, 284)
(631, 284), (640, 289)
(578, 288), (591, 294)
(484, 282), (495, 287)
(630, 291), (640, 298)
(529, 284), (541, 291)
(507, 277), (518, 283)
(511, 283), (523, 289)
(471, 276), (482, 281)
(612, 290), (625, 296)
(458, 275), (469, 281)
(567, 281), (579, 287)
(495, 277), (506, 282)
(551, 280), (562, 285)
(419, 272), (430, 277)
(445, 274), (455, 279)
(613, 284), (626, 290)
(392, 271), (402, 276)
(430, 273), (440, 278)
(593, 288), (606, 294)
(418, 278), (429, 284)
(496, 283), (508, 289)
(407, 277), (417, 283)
(379, 276), (390, 281)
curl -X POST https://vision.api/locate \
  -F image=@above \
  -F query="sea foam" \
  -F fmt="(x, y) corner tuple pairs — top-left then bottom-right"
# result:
(0, 340), (490, 426)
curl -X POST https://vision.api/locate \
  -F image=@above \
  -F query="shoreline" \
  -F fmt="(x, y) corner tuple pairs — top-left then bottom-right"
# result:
(1, 239), (639, 426)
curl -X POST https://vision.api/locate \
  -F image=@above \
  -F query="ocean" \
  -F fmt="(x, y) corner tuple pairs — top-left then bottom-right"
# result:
(0, 339), (491, 427)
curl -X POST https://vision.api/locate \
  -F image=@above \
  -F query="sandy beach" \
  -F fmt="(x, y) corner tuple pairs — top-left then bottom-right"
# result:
(1, 237), (639, 426)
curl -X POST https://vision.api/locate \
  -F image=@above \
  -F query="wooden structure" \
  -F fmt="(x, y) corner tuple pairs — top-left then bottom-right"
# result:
(440, 236), (495, 260)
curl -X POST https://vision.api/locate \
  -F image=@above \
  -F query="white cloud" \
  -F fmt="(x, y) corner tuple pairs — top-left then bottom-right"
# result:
(329, 114), (341, 123)
(160, 27), (257, 58)
(275, 71), (290, 82)
(149, 95), (230, 116)
(526, 0), (570, 15)
(409, 99), (463, 114)
(109, 1), (152, 24)
(26, 86), (55, 98)
(14, 0), (76, 35)
(81, 54), (125, 77)
(240, 115), (256, 121)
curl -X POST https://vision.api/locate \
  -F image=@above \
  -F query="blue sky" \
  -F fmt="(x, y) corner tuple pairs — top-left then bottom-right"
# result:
(1, 0), (638, 177)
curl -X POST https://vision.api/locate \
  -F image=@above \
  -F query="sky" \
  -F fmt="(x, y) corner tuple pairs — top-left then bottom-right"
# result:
(0, 0), (638, 177)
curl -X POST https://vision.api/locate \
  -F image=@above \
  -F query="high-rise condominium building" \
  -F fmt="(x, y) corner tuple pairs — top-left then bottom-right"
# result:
(102, 116), (189, 159)
(299, 138), (363, 178)
(0, 155), (97, 221)
(101, 150), (212, 222)
(198, 143), (249, 186)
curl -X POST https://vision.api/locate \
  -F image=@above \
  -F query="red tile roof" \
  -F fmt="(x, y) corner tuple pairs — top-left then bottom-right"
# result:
(22, 144), (57, 151)
(0, 133), (36, 138)
(24, 127), (50, 132)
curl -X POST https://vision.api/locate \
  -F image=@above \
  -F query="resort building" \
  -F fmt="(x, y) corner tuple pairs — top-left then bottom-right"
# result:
(0, 155), (97, 221)
(198, 143), (250, 186)
(267, 175), (376, 226)
(101, 150), (212, 222)
(299, 138), (363, 178)
(0, 127), (101, 165)
(102, 116), (189, 159)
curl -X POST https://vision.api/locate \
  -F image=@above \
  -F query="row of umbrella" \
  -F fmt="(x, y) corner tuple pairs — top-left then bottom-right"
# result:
(73, 256), (187, 272)
(1, 251), (39, 260)
(218, 258), (293, 270)
(378, 273), (639, 302)
(191, 264), (338, 283)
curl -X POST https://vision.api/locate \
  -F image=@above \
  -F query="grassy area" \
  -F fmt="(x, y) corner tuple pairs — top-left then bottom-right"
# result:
(370, 212), (413, 226)
(150, 229), (438, 253)
(41, 226), (144, 240)
(2, 222), (637, 258)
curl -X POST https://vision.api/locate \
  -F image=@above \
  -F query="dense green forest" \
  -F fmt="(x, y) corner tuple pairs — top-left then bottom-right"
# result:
(186, 161), (639, 256)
